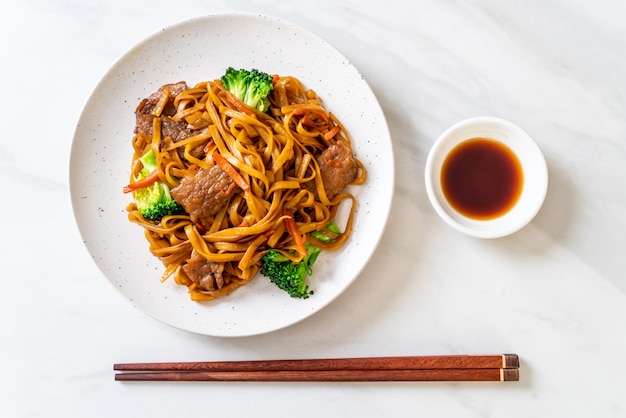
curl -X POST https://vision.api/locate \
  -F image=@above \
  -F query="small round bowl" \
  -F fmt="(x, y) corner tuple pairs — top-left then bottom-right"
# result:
(425, 116), (548, 238)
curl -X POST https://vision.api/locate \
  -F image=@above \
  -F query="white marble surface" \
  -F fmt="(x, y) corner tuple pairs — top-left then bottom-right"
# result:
(2, 0), (625, 416)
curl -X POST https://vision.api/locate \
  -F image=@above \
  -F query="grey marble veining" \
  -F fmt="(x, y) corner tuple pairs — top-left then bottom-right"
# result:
(2, 0), (625, 416)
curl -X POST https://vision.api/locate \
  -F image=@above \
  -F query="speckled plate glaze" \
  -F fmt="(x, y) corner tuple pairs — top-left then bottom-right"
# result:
(69, 13), (394, 337)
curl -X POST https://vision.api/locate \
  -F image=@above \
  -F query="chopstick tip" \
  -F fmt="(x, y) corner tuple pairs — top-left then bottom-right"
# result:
(502, 368), (519, 381)
(503, 354), (519, 369)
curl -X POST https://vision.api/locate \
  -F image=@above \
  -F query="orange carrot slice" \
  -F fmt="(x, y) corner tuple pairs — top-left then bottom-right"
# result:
(225, 91), (255, 116)
(283, 208), (307, 257)
(212, 151), (250, 192)
(122, 170), (160, 193)
(324, 125), (341, 140)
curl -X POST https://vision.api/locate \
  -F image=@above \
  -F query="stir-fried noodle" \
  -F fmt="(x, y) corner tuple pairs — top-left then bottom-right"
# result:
(125, 75), (366, 301)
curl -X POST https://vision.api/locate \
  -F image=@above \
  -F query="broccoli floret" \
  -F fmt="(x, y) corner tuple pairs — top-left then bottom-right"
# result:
(260, 243), (321, 299)
(133, 149), (183, 221)
(221, 67), (274, 112)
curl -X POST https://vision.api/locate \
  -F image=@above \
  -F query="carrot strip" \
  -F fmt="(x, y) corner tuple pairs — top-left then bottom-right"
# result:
(324, 126), (341, 140)
(293, 108), (328, 124)
(212, 151), (250, 192)
(283, 208), (307, 257)
(301, 114), (316, 128)
(225, 91), (255, 116)
(203, 140), (215, 154)
(123, 170), (160, 193)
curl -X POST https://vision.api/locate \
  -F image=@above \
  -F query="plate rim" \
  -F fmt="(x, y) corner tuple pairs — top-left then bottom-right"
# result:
(68, 12), (395, 337)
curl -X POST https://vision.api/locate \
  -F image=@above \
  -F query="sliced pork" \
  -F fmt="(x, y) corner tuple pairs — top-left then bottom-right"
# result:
(317, 142), (358, 199)
(136, 81), (188, 116)
(134, 82), (204, 161)
(182, 251), (226, 291)
(170, 164), (237, 228)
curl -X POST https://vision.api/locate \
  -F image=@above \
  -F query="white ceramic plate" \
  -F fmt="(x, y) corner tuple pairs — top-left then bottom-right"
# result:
(69, 13), (394, 337)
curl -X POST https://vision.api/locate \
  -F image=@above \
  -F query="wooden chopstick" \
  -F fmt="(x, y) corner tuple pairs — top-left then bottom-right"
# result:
(115, 368), (518, 382)
(114, 354), (519, 372)
(114, 354), (519, 382)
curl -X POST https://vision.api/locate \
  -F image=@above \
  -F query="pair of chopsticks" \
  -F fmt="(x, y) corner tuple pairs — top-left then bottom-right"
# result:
(114, 354), (519, 382)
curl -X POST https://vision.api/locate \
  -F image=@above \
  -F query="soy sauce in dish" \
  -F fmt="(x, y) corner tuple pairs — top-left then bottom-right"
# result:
(441, 138), (523, 220)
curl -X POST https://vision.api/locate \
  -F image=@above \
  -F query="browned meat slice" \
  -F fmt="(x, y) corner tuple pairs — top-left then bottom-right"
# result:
(182, 251), (226, 291)
(134, 114), (205, 160)
(136, 81), (188, 116)
(135, 114), (186, 137)
(134, 112), (153, 136)
(170, 164), (237, 227)
(162, 116), (190, 140)
(317, 142), (358, 199)
(133, 82), (204, 161)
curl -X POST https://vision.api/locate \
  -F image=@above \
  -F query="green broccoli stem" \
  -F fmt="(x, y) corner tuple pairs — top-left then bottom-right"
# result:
(310, 221), (342, 243)
(139, 149), (157, 173)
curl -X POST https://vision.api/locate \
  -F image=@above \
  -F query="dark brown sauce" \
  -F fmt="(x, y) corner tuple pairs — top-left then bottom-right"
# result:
(441, 138), (523, 220)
